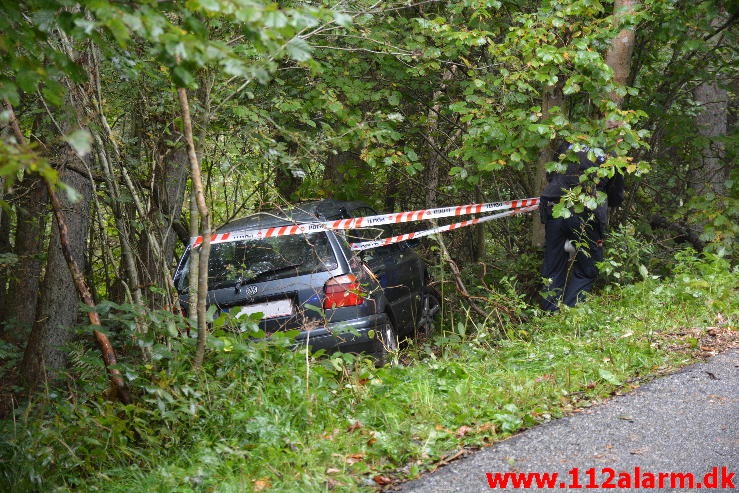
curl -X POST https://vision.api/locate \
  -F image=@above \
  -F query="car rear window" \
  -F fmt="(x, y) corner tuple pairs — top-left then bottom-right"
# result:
(177, 232), (338, 291)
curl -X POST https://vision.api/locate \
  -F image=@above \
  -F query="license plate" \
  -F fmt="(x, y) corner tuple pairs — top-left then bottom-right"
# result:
(236, 299), (293, 319)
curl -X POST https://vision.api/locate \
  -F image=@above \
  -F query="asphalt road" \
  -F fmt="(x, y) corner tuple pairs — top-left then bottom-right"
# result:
(396, 349), (738, 492)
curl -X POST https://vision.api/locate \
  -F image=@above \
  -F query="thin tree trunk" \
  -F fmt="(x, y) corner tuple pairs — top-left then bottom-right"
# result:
(531, 84), (564, 248)
(140, 143), (189, 309)
(88, 45), (166, 311)
(423, 67), (456, 209)
(178, 87), (210, 369)
(185, 75), (215, 324)
(94, 134), (147, 315)
(187, 193), (200, 324)
(0, 180), (10, 325)
(605, 0), (638, 107)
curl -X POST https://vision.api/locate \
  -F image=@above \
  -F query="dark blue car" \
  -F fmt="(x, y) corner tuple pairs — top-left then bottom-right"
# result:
(173, 200), (440, 363)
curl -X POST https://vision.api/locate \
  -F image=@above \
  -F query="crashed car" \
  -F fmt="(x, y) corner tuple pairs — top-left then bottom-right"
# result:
(173, 200), (441, 362)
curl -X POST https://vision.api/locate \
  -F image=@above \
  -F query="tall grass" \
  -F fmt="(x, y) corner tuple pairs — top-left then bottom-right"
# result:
(1, 251), (736, 492)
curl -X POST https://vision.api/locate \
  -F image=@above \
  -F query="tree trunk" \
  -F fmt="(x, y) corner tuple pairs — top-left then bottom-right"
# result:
(138, 143), (189, 309)
(47, 178), (130, 403)
(423, 68), (457, 209)
(0, 180), (10, 325)
(469, 187), (486, 261)
(21, 166), (92, 389)
(11, 34), (131, 400)
(531, 84), (564, 248)
(187, 192), (200, 324)
(383, 171), (398, 213)
(323, 151), (372, 200)
(690, 82), (728, 195)
(274, 165), (301, 201)
(0, 115), (12, 324)
(2, 176), (48, 344)
(178, 87), (210, 369)
(605, 0), (637, 107)
(424, 143), (441, 210)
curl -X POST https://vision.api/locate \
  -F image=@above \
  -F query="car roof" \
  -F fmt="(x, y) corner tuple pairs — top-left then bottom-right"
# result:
(215, 199), (373, 234)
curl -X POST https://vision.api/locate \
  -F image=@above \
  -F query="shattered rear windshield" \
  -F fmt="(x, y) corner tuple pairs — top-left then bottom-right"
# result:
(177, 232), (338, 292)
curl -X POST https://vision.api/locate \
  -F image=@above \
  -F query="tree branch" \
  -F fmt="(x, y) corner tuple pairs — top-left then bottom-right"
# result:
(178, 87), (211, 370)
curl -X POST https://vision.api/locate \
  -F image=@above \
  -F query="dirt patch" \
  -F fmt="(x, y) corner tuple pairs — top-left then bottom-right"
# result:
(663, 312), (738, 358)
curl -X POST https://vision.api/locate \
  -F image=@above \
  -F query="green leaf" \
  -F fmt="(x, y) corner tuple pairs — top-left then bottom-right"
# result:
(598, 368), (622, 386)
(250, 67), (270, 84)
(16, 69), (41, 92)
(333, 12), (353, 27)
(552, 202), (571, 219)
(583, 196), (598, 210)
(286, 37), (312, 62)
(713, 214), (727, 227)
(206, 304), (217, 322)
(60, 182), (81, 203)
(106, 17), (131, 46)
(42, 81), (65, 106)
(64, 129), (93, 157)
(172, 65), (195, 88)
(0, 82), (19, 105)
(189, 0), (220, 12)
(264, 10), (288, 29)
(528, 123), (549, 135)
(166, 320), (178, 337)
(563, 80), (581, 95)
(221, 57), (249, 77)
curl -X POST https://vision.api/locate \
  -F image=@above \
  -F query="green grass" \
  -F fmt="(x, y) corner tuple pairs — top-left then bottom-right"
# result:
(1, 253), (736, 492)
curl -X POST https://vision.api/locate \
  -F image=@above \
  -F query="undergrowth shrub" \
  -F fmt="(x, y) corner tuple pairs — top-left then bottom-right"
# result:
(684, 190), (739, 259)
(598, 222), (659, 285)
(0, 251), (735, 492)
(0, 305), (382, 492)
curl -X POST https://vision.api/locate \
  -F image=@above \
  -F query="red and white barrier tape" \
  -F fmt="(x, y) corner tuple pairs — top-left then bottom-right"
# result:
(190, 197), (540, 249)
(348, 205), (538, 251)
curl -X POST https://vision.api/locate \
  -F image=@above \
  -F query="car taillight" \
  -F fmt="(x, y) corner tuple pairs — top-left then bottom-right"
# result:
(323, 274), (364, 309)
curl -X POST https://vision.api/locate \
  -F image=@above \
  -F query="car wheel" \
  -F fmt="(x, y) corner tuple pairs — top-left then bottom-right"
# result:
(417, 286), (441, 336)
(373, 319), (398, 367)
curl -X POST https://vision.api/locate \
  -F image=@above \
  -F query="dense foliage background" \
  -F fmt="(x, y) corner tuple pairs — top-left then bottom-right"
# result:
(0, 0), (736, 490)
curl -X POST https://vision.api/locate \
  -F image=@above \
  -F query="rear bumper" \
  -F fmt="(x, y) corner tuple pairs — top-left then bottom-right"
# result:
(293, 313), (389, 354)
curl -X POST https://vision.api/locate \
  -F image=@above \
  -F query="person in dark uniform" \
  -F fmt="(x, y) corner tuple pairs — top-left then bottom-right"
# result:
(539, 136), (625, 311)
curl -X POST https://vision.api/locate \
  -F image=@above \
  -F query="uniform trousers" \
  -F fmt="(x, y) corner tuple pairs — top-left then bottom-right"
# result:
(540, 205), (604, 311)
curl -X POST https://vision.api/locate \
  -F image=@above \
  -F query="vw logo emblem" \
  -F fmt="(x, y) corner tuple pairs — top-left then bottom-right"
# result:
(243, 285), (258, 297)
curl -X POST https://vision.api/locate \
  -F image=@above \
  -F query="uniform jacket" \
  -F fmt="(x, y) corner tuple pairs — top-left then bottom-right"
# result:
(541, 142), (624, 225)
